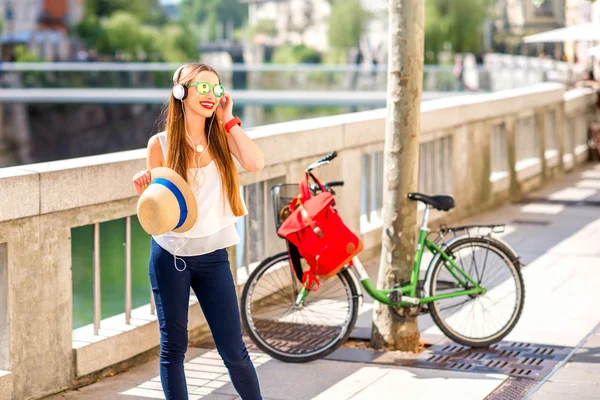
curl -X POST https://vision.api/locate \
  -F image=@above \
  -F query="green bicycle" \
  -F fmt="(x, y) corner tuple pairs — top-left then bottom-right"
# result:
(241, 151), (525, 363)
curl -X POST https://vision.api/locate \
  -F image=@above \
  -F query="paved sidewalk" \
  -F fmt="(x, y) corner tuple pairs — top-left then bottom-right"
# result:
(46, 163), (600, 400)
(530, 323), (600, 399)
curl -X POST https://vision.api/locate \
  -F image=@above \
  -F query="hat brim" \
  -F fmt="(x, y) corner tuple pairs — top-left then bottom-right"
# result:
(148, 167), (198, 233)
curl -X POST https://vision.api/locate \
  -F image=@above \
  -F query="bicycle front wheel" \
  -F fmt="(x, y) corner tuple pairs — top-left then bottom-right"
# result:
(427, 237), (525, 347)
(241, 252), (359, 363)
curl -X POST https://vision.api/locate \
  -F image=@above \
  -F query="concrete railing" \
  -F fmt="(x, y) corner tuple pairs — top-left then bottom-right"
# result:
(483, 53), (587, 91)
(0, 83), (597, 400)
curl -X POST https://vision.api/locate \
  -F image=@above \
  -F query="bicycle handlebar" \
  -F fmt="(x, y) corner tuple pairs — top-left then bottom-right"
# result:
(309, 180), (344, 195)
(321, 151), (338, 163)
(306, 151), (338, 172)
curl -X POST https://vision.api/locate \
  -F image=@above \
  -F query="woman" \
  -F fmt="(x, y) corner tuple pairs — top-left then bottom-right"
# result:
(133, 63), (264, 400)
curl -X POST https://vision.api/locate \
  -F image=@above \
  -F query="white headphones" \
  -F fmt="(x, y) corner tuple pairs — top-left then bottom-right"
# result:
(172, 65), (188, 101)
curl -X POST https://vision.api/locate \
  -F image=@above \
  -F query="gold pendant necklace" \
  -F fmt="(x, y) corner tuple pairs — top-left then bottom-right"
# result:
(196, 144), (204, 153)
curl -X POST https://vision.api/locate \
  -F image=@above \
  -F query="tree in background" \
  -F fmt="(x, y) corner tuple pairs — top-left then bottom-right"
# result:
(156, 25), (198, 63)
(74, 0), (196, 62)
(424, 0), (491, 64)
(251, 19), (278, 39)
(327, 0), (366, 63)
(82, 0), (168, 25)
(272, 44), (321, 64)
(179, 0), (248, 42)
(102, 11), (156, 58)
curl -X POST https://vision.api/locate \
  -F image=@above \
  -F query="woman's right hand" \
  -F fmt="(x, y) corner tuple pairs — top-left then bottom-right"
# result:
(133, 169), (151, 196)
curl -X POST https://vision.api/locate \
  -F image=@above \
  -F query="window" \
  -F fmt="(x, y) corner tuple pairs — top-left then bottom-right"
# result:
(534, 0), (553, 17)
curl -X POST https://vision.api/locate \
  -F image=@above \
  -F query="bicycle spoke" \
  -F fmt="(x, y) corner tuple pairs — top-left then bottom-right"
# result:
(243, 256), (357, 359)
(478, 244), (491, 284)
(430, 239), (523, 346)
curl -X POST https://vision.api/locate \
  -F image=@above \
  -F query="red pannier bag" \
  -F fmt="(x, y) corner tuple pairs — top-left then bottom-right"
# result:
(277, 172), (363, 282)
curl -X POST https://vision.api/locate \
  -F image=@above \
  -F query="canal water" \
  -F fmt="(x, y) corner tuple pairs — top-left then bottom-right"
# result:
(71, 216), (152, 329)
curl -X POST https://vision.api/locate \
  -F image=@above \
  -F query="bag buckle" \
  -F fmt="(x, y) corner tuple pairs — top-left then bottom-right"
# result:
(299, 206), (325, 238)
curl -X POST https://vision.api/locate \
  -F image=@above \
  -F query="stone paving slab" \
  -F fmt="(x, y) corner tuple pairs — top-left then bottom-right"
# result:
(209, 358), (505, 400)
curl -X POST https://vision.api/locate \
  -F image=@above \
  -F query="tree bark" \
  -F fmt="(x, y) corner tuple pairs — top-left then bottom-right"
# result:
(371, 0), (424, 352)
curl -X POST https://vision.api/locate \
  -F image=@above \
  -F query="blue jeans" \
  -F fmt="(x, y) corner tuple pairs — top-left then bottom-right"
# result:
(149, 239), (262, 400)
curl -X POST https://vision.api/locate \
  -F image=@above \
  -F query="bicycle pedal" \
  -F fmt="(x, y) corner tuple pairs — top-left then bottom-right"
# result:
(402, 296), (420, 305)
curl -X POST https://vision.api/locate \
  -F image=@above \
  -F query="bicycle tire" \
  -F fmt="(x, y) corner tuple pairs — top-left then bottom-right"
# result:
(241, 252), (359, 363)
(427, 237), (525, 348)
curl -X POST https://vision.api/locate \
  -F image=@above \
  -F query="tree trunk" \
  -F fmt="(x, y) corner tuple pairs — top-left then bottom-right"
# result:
(371, 0), (424, 352)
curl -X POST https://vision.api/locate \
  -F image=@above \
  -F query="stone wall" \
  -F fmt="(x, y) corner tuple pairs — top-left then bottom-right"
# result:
(0, 83), (597, 399)
(0, 104), (163, 167)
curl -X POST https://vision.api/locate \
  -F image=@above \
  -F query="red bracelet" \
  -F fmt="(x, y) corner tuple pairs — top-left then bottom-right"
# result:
(224, 117), (242, 133)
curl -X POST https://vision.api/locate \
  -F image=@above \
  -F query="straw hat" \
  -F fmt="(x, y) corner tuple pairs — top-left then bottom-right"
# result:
(137, 167), (198, 236)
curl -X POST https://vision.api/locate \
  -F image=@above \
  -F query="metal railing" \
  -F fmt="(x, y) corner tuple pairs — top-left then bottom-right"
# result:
(236, 178), (286, 280)
(90, 217), (156, 335)
(0, 61), (453, 73)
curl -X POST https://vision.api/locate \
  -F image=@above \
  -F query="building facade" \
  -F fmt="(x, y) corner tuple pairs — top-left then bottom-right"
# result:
(493, 0), (566, 55)
(244, 0), (388, 65)
(0, 0), (85, 61)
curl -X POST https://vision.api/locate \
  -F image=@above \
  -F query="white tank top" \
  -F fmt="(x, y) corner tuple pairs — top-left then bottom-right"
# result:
(152, 131), (247, 256)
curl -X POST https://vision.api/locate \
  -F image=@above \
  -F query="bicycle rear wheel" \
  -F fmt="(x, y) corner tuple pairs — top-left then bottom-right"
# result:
(241, 252), (359, 363)
(427, 237), (525, 347)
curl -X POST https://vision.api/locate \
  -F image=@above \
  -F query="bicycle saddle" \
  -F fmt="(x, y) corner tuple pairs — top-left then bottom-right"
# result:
(407, 192), (455, 211)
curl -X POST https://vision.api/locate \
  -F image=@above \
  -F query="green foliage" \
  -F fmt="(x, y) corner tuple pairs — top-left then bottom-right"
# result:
(156, 24), (199, 62)
(272, 44), (321, 64)
(14, 45), (44, 62)
(103, 11), (152, 57)
(179, 0), (248, 41)
(73, 2), (197, 62)
(322, 49), (347, 64)
(253, 19), (278, 38)
(74, 15), (106, 50)
(84, 0), (167, 25)
(328, 0), (365, 51)
(425, 0), (491, 63)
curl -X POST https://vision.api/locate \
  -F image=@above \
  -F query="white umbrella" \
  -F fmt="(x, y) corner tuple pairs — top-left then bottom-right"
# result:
(523, 23), (600, 43)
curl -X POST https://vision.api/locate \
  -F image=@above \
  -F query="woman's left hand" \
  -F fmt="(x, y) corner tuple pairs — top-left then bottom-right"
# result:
(215, 92), (234, 124)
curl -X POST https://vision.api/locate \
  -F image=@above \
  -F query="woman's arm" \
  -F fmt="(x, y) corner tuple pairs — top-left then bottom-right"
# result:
(216, 93), (264, 172)
(225, 123), (264, 172)
(133, 134), (164, 196)
(146, 134), (164, 170)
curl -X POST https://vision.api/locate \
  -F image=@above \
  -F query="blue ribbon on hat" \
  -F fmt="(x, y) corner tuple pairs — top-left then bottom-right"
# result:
(152, 178), (188, 229)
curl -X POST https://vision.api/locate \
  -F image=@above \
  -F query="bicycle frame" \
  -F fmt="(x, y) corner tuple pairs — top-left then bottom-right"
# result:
(295, 204), (486, 307)
(353, 206), (486, 307)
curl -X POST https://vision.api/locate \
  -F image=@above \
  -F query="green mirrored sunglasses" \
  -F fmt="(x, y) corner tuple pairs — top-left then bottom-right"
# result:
(186, 82), (225, 98)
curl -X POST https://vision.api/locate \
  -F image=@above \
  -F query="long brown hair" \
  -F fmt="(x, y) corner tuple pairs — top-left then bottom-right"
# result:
(159, 63), (245, 216)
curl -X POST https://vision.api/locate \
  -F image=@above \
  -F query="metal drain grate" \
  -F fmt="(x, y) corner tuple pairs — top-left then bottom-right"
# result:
(401, 342), (571, 380)
(486, 377), (538, 400)
(244, 319), (342, 354)
(510, 219), (552, 226)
